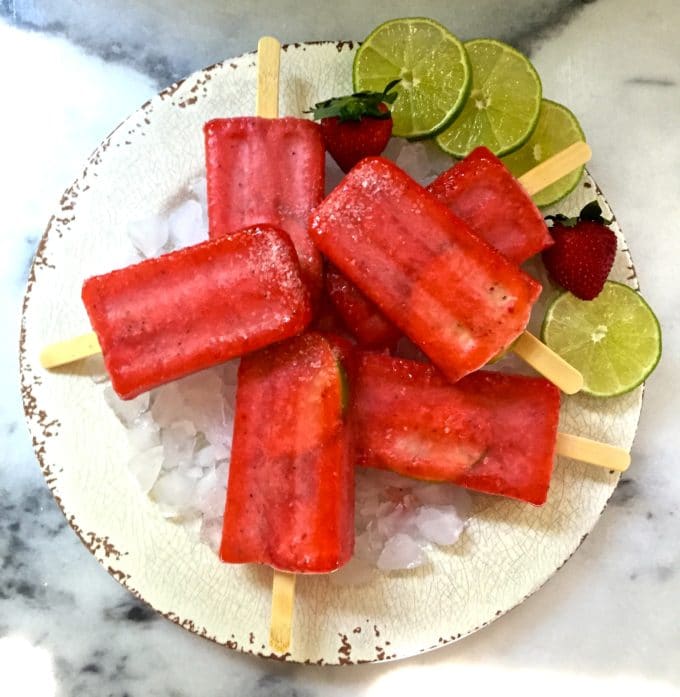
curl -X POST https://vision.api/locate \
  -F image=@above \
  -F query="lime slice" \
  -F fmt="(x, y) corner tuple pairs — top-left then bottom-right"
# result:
(503, 99), (586, 207)
(435, 38), (541, 158)
(541, 282), (662, 397)
(353, 18), (471, 139)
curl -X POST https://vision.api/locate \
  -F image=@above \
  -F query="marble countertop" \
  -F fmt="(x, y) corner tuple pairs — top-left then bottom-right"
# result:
(2, 0), (679, 694)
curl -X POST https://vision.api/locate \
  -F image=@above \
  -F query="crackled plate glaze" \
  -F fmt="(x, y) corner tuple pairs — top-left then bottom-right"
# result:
(20, 42), (642, 664)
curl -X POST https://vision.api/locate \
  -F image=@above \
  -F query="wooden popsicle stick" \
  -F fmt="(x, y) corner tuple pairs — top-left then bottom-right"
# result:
(512, 332), (583, 395)
(518, 141), (592, 196)
(507, 141), (592, 392)
(556, 432), (630, 472)
(40, 331), (101, 369)
(256, 36), (281, 119)
(255, 34), (296, 654)
(270, 571), (296, 653)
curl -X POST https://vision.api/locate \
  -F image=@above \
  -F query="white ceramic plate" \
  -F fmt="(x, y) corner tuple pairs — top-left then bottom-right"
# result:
(20, 42), (642, 664)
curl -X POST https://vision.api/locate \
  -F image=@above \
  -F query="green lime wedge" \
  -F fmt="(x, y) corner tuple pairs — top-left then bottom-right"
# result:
(435, 38), (541, 158)
(353, 18), (471, 139)
(503, 99), (586, 207)
(541, 282), (662, 397)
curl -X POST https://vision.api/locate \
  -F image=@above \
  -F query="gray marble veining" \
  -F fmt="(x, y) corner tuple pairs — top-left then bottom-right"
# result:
(1, 0), (679, 694)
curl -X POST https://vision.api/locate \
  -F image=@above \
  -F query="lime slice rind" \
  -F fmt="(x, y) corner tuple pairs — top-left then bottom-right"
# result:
(353, 18), (472, 140)
(436, 38), (542, 158)
(541, 282), (662, 398)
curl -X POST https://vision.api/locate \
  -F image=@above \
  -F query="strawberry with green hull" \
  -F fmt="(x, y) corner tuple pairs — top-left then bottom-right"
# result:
(310, 156), (541, 384)
(308, 80), (399, 173)
(353, 353), (560, 505)
(542, 202), (617, 300)
(220, 333), (354, 572)
(427, 146), (553, 264)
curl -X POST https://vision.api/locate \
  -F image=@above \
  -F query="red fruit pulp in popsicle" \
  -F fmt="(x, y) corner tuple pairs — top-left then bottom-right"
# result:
(82, 226), (311, 400)
(427, 146), (552, 264)
(454, 370), (560, 505)
(204, 117), (325, 300)
(310, 157), (541, 383)
(325, 264), (401, 350)
(352, 353), (492, 481)
(220, 333), (354, 573)
(353, 353), (560, 505)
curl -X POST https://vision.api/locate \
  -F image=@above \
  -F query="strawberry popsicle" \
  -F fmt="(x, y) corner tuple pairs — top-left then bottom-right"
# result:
(353, 353), (560, 505)
(427, 146), (552, 264)
(204, 117), (325, 299)
(325, 264), (401, 350)
(310, 157), (542, 383)
(82, 225), (311, 400)
(220, 333), (354, 572)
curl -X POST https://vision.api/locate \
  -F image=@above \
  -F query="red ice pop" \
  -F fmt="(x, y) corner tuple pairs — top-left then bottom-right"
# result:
(353, 353), (560, 505)
(325, 264), (401, 350)
(427, 146), (552, 264)
(82, 225), (311, 400)
(316, 147), (551, 354)
(204, 117), (325, 299)
(310, 157), (542, 383)
(220, 333), (354, 572)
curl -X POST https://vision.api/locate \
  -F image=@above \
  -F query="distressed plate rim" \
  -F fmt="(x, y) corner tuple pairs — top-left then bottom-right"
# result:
(18, 40), (642, 665)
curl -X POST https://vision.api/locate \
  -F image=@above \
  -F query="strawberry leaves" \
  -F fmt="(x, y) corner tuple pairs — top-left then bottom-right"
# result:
(308, 80), (400, 122)
(545, 200), (613, 228)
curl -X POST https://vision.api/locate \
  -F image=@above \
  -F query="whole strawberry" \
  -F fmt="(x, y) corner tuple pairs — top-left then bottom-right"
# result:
(308, 80), (399, 173)
(542, 202), (617, 300)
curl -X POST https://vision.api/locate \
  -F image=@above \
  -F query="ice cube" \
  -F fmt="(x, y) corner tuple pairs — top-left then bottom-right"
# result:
(167, 198), (207, 249)
(150, 383), (185, 427)
(188, 176), (208, 217)
(127, 412), (161, 451)
(200, 517), (223, 553)
(194, 445), (216, 470)
(174, 369), (230, 458)
(126, 215), (169, 258)
(415, 505), (467, 546)
(151, 469), (197, 511)
(377, 533), (428, 571)
(354, 528), (384, 564)
(195, 468), (226, 519)
(376, 504), (420, 540)
(161, 420), (197, 470)
(127, 445), (164, 493)
(414, 483), (472, 511)
(104, 386), (150, 427)
(392, 140), (454, 186)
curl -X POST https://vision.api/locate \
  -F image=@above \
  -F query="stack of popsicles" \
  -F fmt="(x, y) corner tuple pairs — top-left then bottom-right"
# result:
(41, 37), (628, 654)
